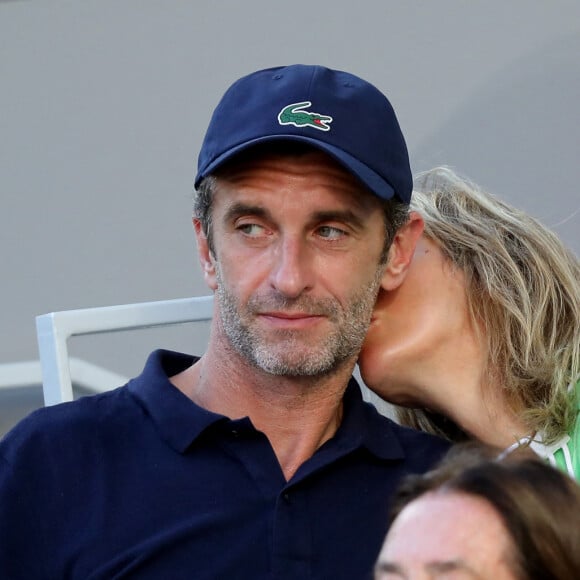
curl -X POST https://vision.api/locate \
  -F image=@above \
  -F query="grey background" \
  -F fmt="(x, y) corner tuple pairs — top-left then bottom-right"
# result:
(1, 0), (579, 433)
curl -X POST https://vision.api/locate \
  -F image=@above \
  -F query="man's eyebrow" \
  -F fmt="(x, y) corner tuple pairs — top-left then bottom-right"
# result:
(222, 204), (368, 231)
(374, 561), (406, 578)
(222, 202), (270, 223)
(310, 209), (367, 230)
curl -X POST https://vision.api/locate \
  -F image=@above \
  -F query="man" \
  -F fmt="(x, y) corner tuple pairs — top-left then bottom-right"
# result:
(0, 65), (448, 579)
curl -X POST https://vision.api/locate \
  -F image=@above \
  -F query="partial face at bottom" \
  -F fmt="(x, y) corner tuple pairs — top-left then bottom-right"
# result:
(375, 491), (518, 580)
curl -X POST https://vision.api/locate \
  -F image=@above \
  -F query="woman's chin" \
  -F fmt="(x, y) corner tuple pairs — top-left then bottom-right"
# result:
(360, 377), (420, 407)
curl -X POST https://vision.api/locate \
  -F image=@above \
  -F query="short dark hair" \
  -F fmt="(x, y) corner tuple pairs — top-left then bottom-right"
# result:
(193, 142), (409, 262)
(388, 443), (580, 580)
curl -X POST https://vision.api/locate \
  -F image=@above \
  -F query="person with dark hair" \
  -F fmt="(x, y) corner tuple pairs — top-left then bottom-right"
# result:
(0, 65), (448, 579)
(375, 443), (580, 580)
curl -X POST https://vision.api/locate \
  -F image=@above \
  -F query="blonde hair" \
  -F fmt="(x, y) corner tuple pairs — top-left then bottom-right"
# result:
(398, 167), (580, 444)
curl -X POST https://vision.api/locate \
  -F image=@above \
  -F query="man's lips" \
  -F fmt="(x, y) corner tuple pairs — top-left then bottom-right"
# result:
(258, 311), (326, 328)
(262, 311), (322, 319)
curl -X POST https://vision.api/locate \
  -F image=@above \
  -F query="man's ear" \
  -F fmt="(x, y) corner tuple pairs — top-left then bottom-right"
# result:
(193, 217), (218, 290)
(381, 211), (424, 291)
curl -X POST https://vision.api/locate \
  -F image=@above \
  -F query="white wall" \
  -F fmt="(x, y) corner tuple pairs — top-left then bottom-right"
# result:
(1, 0), (579, 427)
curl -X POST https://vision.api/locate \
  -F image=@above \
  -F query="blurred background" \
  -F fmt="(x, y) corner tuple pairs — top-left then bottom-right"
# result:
(1, 0), (579, 434)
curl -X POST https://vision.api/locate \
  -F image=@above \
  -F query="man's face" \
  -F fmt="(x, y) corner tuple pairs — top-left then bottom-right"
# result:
(199, 151), (388, 377)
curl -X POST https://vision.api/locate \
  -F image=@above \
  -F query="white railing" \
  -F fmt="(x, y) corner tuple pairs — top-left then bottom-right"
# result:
(36, 295), (214, 405)
(0, 358), (129, 394)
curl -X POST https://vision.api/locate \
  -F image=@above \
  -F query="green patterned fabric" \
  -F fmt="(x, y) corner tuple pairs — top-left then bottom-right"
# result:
(553, 379), (580, 479)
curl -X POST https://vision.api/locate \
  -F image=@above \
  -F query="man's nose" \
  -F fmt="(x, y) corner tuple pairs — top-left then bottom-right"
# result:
(269, 237), (314, 298)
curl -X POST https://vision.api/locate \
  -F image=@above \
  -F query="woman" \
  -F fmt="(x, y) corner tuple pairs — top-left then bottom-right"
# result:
(375, 443), (580, 580)
(359, 166), (580, 477)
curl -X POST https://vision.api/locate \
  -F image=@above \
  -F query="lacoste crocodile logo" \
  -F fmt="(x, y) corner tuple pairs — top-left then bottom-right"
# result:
(277, 101), (333, 132)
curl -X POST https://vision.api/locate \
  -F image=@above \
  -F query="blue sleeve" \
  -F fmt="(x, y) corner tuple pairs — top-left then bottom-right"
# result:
(0, 451), (48, 579)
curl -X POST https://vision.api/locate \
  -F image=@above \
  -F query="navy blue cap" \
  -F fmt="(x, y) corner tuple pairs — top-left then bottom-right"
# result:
(195, 64), (412, 203)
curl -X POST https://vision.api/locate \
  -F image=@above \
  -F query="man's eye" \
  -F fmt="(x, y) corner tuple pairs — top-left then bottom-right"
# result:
(317, 225), (347, 240)
(237, 223), (266, 236)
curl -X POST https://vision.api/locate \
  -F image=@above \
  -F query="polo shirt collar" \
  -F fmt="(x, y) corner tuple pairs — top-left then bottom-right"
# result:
(128, 350), (228, 453)
(128, 350), (405, 461)
(337, 379), (405, 460)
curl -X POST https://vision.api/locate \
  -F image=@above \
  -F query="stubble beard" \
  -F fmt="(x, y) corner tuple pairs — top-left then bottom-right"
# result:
(214, 263), (383, 377)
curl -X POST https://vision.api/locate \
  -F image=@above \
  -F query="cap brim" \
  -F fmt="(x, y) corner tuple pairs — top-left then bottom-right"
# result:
(195, 135), (397, 201)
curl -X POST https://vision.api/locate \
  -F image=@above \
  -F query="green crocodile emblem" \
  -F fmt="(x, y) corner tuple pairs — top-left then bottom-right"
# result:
(277, 101), (333, 132)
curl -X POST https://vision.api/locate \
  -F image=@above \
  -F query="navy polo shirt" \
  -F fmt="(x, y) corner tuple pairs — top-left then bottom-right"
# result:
(0, 350), (449, 579)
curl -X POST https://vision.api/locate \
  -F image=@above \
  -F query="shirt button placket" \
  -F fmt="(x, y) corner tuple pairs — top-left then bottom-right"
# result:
(271, 487), (311, 579)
